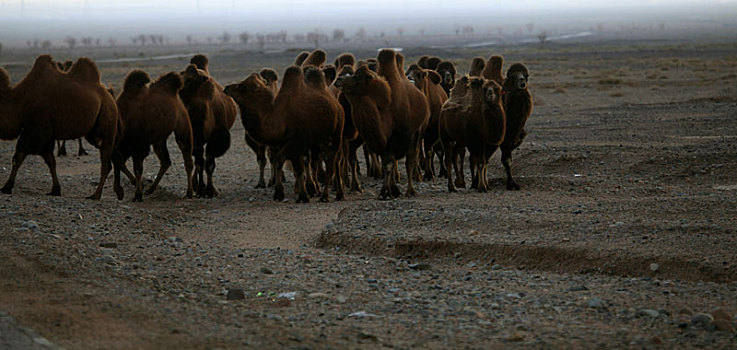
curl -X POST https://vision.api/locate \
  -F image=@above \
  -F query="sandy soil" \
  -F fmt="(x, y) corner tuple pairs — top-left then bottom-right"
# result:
(1, 37), (737, 349)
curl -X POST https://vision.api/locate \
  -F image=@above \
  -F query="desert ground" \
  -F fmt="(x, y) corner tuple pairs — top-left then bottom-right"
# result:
(1, 33), (737, 349)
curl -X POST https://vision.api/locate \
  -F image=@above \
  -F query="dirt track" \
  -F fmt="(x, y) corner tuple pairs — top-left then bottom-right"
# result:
(1, 38), (737, 349)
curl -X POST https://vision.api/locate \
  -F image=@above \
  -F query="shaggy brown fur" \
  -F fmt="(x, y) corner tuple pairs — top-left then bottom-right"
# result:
(190, 54), (210, 73)
(338, 49), (429, 199)
(406, 64), (449, 181)
(243, 68), (280, 189)
(55, 59), (88, 157)
(300, 49), (327, 68)
(113, 70), (194, 201)
(333, 53), (356, 71)
(322, 64), (337, 86)
(469, 57), (485, 76)
(438, 76), (476, 190)
(225, 66), (345, 202)
(330, 64), (363, 193)
(500, 63), (533, 190)
(436, 60), (457, 97)
(0, 55), (118, 199)
(482, 55), (504, 85)
(179, 57), (237, 198)
(417, 55), (430, 69)
(425, 56), (442, 70)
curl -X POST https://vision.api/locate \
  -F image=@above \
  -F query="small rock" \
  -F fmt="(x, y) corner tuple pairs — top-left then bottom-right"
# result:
(365, 278), (377, 283)
(99, 242), (117, 248)
(260, 267), (274, 274)
(638, 309), (660, 318)
(690, 313), (714, 327)
(491, 264), (502, 271)
(466, 261), (477, 268)
(277, 292), (297, 300)
(408, 263), (431, 270)
(266, 314), (283, 322)
(505, 331), (525, 342)
(649, 263), (659, 272)
(308, 292), (328, 299)
(567, 285), (589, 292)
(712, 319), (735, 333)
(587, 297), (606, 309)
(335, 295), (347, 304)
(357, 331), (378, 341)
(349, 311), (379, 318)
(22, 220), (39, 231)
(678, 307), (694, 315)
(649, 336), (663, 345)
(97, 255), (117, 265)
(275, 299), (291, 307)
(226, 288), (245, 300)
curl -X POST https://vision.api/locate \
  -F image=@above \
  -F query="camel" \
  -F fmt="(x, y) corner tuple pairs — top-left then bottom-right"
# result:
(179, 55), (237, 198)
(482, 55), (504, 85)
(469, 57), (486, 76)
(55, 60), (88, 157)
(406, 64), (449, 181)
(436, 60), (457, 97)
(112, 70), (194, 202)
(0, 55), (118, 199)
(300, 49), (327, 68)
(329, 63), (364, 193)
(224, 65), (344, 202)
(500, 63), (533, 190)
(241, 68), (280, 189)
(337, 49), (429, 199)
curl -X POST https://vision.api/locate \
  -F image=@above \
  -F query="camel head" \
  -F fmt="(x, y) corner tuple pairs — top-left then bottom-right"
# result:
(181, 64), (215, 101)
(417, 55), (430, 69)
(405, 64), (426, 89)
(224, 73), (273, 109)
(321, 65), (337, 86)
(366, 59), (379, 73)
(437, 61), (456, 92)
(504, 63), (529, 91)
(448, 75), (470, 98)
(336, 65), (390, 103)
(334, 53), (356, 71)
(304, 66), (327, 89)
(483, 80), (503, 105)
(490, 55), (504, 72)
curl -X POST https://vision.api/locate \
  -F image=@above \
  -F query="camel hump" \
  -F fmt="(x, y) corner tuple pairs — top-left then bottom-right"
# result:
(334, 53), (356, 69)
(490, 55), (504, 67)
(153, 72), (183, 95)
(190, 54), (209, 71)
(259, 68), (278, 84)
(294, 51), (310, 66)
(280, 65), (304, 91)
(123, 70), (151, 93)
(304, 66), (327, 89)
(507, 63), (529, 76)
(426, 56), (442, 70)
(0, 68), (9, 89)
(470, 57), (485, 76)
(322, 65), (336, 85)
(377, 49), (396, 67)
(68, 57), (101, 82)
(302, 49), (327, 68)
(427, 70), (442, 85)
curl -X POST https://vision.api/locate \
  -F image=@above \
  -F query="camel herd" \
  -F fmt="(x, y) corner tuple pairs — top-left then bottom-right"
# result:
(0, 49), (532, 202)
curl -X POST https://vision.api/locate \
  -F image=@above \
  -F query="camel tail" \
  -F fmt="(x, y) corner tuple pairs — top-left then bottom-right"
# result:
(69, 57), (101, 82)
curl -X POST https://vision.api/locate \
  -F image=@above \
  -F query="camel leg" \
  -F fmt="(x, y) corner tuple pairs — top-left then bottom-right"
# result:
(304, 154), (318, 197)
(470, 156), (478, 190)
(77, 138), (88, 156)
(87, 144), (113, 200)
(390, 159), (401, 198)
(292, 156), (309, 203)
(120, 161), (136, 185)
(502, 148), (520, 190)
(437, 148), (448, 178)
(476, 156), (488, 193)
(39, 151), (62, 196)
(112, 152), (125, 200)
(256, 147), (267, 188)
(423, 138), (435, 182)
(146, 142), (171, 195)
(193, 146), (205, 197)
(405, 139), (419, 197)
(204, 156), (218, 198)
(56, 140), (67, 156)
(272, 155), (286, 201)
(378, 156), (393, 200)
(132, 156), (145, 202)
(322, 145), (343, 202)
(444, 143), (456, 193)
(453, 147), (466, 189)
(349, 147), (362, 193)
(1, 151), (29, 195)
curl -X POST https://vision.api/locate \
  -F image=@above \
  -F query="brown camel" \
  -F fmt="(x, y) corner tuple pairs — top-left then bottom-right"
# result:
(225, 65), (344, 202)
(337, 49), (429, 199)
(329, 63), (363, 193)
(469, 57), (486, 76)
(436, 60), (457, 96)
(179, 55), (237, 198)
(482, 55), (504, 85)
(0, 55), (118, 199)
(113, 70), (194, 201)
(300, 49), (327, 68)
(294, 51), (310, 66)
(500, 63), (533, 190)
(55, 60), (88, 157)
(438, 75), (476, 190)
(241, 68), (280, 189)
(406, 64), (449, 181)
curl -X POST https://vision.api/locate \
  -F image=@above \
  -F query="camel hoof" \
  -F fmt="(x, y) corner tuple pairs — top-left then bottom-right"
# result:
(133, 195), (143, 202)
(78, 149), (88, 156)
(390, 185), (401, 198)
(350, 184), (363, 194)
(319, 195), (329, 203)
(144, 187), (156, 195)
(273, 188), (285, 201)
(86, 193), (101, 200)
(255, 180), (266, 189)
(57, 148), (67, 157)
(378, 187), (391, 200)
(47, 187), (61, 196)
(185, 190), (193, 199)
(507, 181), (520, 191)
(297, 193), (310, 203)
(306, 184), (318, 197)
(114, 186), (124, 200)
(423, 172), (434, 182)
(405, 189), (418, 198)
(335, 192), (345, 201)
(1, 186), (12, 195)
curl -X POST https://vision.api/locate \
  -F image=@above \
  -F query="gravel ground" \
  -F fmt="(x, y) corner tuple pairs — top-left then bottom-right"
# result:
(1, 38), (737, 349)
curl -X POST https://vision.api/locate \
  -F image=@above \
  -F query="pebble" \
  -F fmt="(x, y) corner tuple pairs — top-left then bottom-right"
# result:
(637, 309), (660, 318)
(21, 220), (39, 231)
(491, 264), (502, 271)
(408, 263), (431, 270)
(99, 242), (117, 248)
(308, 292), (328, 299)
(226, 288), (245, 300)
(335, 295), (347, 304)
(349, 311), (379, 318)
(277, 292), (297, 300)
(690, 313), (714, 327)
(97, 255), (117, 265)
(649, 263), (659, 272)
(587, 297), (606, 309)
(260, 267), (274, 274)
(505, 331), (525, 342)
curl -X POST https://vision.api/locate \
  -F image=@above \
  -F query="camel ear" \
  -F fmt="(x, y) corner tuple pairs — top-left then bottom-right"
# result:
(426, 71), (441, 85)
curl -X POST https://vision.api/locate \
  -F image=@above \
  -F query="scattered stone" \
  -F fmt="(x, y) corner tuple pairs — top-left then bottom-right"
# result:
(587, 297), (606, 309)
(21, 220), (39, 231)
(638, 309), (660, 318)
(690, 313), (714, 327)
(275, 299), (291, 307)
(349, 311), (379, 318)
(567, 285), (589, 292)
(678, 307), (694, 315)
(335, 295), (348, 304)
(649, 336), (663, 345)
(277, 292), (297, 300)
(99, 242), (117, 248)
(260, 267), (274, 274)
(308, 292), (328, 299)
(712, 319), (735, 333)
(97, 255), (117, 265)
(491, 264), (502, 271)
(365, 278), (377, 283)
(226, 288), (245, 300)
(505, 331), (525, 342)
(649, 263), (659, 272)
(357, 331), (378, 341)
(408, 263), (431, 270)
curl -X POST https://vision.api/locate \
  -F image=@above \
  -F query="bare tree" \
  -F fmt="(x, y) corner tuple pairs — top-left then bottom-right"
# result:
(462, 26), (474, 36)
(332, 29), (345, 43)
(131, 37), (139, 46)
(527, 23), (534, 34)
(537, 31), (548, 44)
(306, 29), (325, 48)
(497, 26), (504, 36)
(0, 43), (3, 56)
(419, 27), (425, 36)
(41, 40), (52, 49)
(64, 36), (77, 49)
(256, 34), (266, 49)
(355, 27), (367, 42)
(138, 34), (147, 46)
(219, 31), (232, 45)
(186, 35), (194, 45)
(108, 38), (117, 47)
(454, 25), (461, 36)
(238, 32), (250, 45)
(396, 27), (404, 37)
